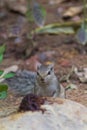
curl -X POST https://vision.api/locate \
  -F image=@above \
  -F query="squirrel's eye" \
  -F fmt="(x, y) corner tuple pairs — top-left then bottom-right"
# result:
(37, 72), (39, 76)
(47, 71), (51, 75)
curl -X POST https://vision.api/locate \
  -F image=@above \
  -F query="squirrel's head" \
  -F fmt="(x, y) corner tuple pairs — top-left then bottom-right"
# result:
(36, 63), (55, 85)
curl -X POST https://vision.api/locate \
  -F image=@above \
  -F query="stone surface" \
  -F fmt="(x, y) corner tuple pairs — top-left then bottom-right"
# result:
(0, 98), (87, 130)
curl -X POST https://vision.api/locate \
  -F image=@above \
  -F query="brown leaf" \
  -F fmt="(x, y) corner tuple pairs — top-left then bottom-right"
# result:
(63, 6), (83, 18)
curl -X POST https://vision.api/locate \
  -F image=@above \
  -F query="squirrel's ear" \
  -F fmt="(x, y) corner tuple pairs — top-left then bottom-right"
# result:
(36, 63), (42, 70)
(48, 63), (54, 70)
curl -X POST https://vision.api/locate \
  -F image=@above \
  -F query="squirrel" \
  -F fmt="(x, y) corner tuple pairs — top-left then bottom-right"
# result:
(5, 63), (65, 98)
(0, 64), (65, 117)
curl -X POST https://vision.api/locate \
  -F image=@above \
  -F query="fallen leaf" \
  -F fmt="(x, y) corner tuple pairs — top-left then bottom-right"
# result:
(49, 0), (65, 5)
(63, 6), (83, 18)
(66, 83), (78, 91)
(74, 67), (87, 83)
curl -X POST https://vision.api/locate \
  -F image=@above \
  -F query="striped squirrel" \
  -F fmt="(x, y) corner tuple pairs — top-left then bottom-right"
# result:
(0, 64), (65, 117)
(5, 63), (65, 98)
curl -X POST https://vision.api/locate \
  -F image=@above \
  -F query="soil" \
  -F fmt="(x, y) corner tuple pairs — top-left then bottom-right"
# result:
(0, 0), (87, 107)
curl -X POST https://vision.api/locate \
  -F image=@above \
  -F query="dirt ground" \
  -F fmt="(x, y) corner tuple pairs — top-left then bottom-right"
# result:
(0, 0), (87, 107)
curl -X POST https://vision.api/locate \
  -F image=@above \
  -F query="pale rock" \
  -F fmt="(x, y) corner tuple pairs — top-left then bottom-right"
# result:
(0, 98), (87, 130)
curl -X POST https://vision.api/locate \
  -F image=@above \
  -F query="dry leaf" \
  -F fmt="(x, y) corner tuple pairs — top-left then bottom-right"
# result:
(74, 67), (87, 83)
(63, 6), (83, 18)
(49, 0), (65, 5)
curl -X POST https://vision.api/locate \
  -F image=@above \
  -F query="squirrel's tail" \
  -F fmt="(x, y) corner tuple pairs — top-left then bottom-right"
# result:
(5, 70), (37, 96)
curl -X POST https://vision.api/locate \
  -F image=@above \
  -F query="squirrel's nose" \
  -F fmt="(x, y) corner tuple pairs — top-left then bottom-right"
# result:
(41, 78), (44, 82)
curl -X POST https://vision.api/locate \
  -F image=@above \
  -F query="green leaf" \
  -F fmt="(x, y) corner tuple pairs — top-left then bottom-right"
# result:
(0, 70), (15, 79)
(0, 70), (4, 75)
(26, 8), (34, 22)
(26, 0), (34, 22)
(35, 26), (74, 34)
(40, 5), (46, 18)
(0, 44), (6, 54)
(0, 84), (8, 99)
(0, 54), (3, 63)
(4, 72), (15, 79)
(0, 44), (6, 63)
(0, 91), (7, 99)
(0, 84), (8, 91)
